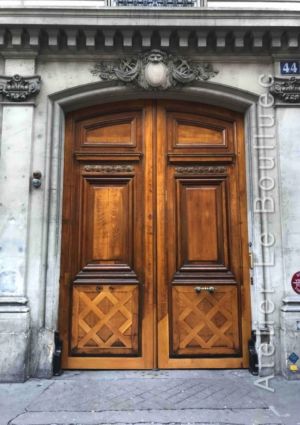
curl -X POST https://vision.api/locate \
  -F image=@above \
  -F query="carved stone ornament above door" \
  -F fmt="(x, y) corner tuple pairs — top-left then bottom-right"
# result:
(91, 49), (218, 90)
(0, 74), (41, 102)
(270, 77), (300, 103)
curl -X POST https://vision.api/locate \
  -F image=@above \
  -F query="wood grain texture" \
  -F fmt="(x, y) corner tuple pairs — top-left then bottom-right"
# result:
(185, 186), (218, 261)
(174, 177), (230, 273)
(86, 121), (133, 145)
(168, 111), (233, 152)
(176, 120), (225, 146)
(80, 111), (139, 149)
(91, 182), (131, 261)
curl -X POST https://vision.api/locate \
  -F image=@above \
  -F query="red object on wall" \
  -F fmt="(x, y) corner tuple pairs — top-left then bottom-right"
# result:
(291, 272), (300, 294)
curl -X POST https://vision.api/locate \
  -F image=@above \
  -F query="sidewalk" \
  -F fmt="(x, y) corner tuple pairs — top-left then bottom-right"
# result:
(0, 370), (299, 425)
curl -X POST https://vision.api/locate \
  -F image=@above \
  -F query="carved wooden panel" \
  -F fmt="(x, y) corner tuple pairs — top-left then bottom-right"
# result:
(175, 177), (229, 271)
(71, 285), (139, 355)
(74, 109), (143, 152)
(82, 177), (133, 266)
(171, 285), (240, 356)
(85, 120), (135, 145)
(184, 185), (218, 262)
(176, 120), (225, 146)
(167, 111), (235, 152)
(93, 185), (128, 261)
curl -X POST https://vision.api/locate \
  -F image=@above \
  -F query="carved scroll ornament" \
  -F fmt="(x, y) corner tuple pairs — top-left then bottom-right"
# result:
(0, 74), (41, 102)
(91, 49), (218, 91)
(175, 166), (226, 174)
(84, 165), (134, 173)
(270, 77), (300, 103)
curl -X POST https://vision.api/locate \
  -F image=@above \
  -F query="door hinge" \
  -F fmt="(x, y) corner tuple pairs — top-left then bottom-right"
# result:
(249, 252), (254, 270)
(248, 243), (254, 285)
(248, 243), (254, 270)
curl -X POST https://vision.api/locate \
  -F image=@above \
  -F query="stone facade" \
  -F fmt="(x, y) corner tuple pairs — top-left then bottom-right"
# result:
(0, 1), (300, 381)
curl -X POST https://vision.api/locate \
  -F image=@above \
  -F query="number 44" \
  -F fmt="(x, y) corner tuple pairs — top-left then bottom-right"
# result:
(282, 62), (299, 74)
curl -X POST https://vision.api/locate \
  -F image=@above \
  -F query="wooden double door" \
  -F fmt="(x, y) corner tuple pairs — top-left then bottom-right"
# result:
(59, 100), (251, 369)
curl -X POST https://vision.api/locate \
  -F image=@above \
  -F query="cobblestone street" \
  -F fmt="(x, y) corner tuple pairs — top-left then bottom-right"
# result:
(1, 370), (299, 425)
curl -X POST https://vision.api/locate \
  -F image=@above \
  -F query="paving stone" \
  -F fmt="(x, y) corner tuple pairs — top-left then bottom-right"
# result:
(11, 409), (283, 425)
(0, 380), (51, 425)
(1, 370), (300, 425)
(26, 376), (266, 411)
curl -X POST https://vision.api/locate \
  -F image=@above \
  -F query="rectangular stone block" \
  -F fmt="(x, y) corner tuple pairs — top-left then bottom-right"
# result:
(0, 300), (30, 382)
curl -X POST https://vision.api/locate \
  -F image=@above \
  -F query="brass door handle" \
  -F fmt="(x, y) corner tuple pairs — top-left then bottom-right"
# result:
(194, 286), (216, 294)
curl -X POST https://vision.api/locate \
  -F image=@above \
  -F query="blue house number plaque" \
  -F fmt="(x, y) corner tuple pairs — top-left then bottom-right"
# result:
(280, 61), (300, 75)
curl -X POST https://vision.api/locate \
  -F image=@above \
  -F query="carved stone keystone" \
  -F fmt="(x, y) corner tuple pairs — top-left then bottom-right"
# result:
(91, 49), (218, 90)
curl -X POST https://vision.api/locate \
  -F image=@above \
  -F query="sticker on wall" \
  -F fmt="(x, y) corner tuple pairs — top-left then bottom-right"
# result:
(288, 353), (299, 373)
(289, 364), (298, 372)
(291, 272), (300, 294)
(288, 352), (299, 364)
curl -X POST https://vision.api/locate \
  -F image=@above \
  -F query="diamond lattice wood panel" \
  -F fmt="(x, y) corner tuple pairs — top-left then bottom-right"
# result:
(71, 285), (139, 355)
(172, 285), (240, 356)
